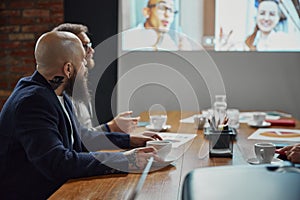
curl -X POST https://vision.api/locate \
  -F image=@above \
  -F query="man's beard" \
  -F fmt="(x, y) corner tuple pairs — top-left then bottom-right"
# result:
(65, 68), (91, 105)
(86, 57), (95, 70)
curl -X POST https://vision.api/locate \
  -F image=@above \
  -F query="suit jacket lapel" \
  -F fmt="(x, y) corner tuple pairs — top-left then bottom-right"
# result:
(63, 95), (82, 152)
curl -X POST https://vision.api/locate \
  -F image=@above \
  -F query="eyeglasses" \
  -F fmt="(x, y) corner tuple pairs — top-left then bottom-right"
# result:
(148, 3), (178, 15)
(83, 42), (92, 51)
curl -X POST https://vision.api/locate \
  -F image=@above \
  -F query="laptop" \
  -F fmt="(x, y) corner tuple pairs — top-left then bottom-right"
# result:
(182, 164), (300, 200)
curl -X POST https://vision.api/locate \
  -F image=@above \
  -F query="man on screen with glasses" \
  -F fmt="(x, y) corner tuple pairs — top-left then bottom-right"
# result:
(123, 0), (192, 51)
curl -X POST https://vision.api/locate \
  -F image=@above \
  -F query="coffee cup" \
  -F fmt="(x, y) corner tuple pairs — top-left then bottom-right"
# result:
(194, 115), (206, 130)
(149, 115), (167, 130)
(254, 143), (275, 164)
(253, 112), (266, 125)
(146, 140), (172, 160)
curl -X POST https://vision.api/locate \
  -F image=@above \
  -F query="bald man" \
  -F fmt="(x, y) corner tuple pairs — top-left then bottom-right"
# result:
(0, 31), (161, 199)
(53, 23), (140, 134)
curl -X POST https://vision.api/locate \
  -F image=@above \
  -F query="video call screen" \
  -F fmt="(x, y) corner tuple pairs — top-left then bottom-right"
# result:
(121, 0), (300, 51)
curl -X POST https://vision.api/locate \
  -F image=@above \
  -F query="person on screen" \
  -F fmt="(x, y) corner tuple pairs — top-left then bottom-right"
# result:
(217, 0), (300, 51)
(53, 23), (139, 133)
(277, 143), (300, 164)
(0, 31), (163, 199)
(123, 0), (192, 51)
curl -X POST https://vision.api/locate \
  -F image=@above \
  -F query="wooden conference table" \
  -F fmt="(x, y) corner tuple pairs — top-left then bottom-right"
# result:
(49, 111), (299, 200)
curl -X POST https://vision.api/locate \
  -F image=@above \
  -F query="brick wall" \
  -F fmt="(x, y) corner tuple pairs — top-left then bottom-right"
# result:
(0, 0), (64, 110)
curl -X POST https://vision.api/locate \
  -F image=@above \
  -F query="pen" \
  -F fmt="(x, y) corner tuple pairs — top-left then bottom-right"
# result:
(211, 116), (217, 130)
(208, 118), (217, 131)
(208, 118), (214, 130)
(127, 157), (154, 200)
(222, 116), (229, 125)
(216, 119), (220, 128)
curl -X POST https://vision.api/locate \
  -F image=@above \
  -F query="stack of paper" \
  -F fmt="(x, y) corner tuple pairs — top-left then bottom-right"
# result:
(159, 132), (197, 148)
(248, 128), (300, 142)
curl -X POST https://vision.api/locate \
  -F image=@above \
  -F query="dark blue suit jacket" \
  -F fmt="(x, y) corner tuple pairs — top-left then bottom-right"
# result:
(0, 71), (130, 199)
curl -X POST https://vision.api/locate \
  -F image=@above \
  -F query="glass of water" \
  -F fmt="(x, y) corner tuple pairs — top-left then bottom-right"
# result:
(226, 109), (240, 129)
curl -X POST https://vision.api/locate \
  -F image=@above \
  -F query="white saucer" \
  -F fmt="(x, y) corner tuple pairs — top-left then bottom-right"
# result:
(145, 125), (171, 132)
(152, 155), (177, 167)
(247, 157), (283, 165)
(248, 121), (271, 128)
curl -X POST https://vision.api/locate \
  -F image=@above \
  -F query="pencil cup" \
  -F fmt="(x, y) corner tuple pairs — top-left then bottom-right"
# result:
(208, 130), (234, 158)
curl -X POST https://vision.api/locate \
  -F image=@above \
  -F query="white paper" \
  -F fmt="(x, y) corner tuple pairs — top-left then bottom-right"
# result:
(158, 132), (197, 148)
(248, 128), (300, 142)
(179, 115), (197, 123)
(181, 112), (280, 124)
(239, 112), (280, 123)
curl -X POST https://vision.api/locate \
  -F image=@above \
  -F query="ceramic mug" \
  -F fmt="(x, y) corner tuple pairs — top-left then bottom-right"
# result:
(254, 143), (275, 163)
(149, 115), (167, 130)
(253, 112), (266, 125)
(146, 140), (172, 160)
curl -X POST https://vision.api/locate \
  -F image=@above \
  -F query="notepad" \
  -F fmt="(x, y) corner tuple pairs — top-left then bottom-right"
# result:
(248, 128), (300, 142)
(158, 133), (197, 148)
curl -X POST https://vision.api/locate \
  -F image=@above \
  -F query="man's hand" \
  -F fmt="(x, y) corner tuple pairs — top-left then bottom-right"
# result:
(107, 111), (140, 133)
(123, 147), (163, 171)
(277, 143), (300, 164)
(129, 131), (163, 148)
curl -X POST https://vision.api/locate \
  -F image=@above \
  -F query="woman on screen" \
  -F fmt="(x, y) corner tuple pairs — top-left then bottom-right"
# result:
(218, 0), (300, 51)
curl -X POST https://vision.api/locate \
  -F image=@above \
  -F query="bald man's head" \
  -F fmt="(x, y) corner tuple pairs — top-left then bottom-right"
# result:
(35, 31), (85, 76)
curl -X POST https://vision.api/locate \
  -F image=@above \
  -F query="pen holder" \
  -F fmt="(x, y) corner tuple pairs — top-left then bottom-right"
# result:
(208, 130), (234, 158)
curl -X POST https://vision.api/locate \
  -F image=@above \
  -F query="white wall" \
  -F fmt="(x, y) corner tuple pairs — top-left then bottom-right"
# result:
(117, 52), (300, 119)
(117, 0), (300, 119)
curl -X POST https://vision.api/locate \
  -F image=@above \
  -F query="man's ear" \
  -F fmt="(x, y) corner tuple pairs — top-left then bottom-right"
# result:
(143, 7), (150, 18)
(63, 62), (73, 79)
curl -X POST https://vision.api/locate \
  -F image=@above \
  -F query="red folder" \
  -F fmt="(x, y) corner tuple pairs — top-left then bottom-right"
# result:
(265, 119), (296, 126)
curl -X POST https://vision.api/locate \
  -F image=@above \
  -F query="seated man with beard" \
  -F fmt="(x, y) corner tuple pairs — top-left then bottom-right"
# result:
(53, 23), (139, 134)
(0, 31), (162, 199)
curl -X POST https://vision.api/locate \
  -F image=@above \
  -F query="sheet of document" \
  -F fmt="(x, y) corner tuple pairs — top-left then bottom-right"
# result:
(239, 112), (280, 123)
(248, 128), (300, 142)
(179, 115), (197, 123)
(158, 132), (197, 148)
(180, 112), (280, 124)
